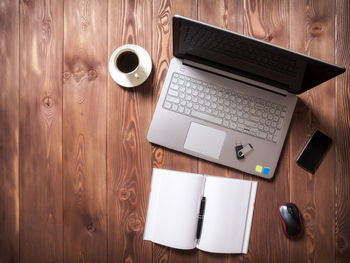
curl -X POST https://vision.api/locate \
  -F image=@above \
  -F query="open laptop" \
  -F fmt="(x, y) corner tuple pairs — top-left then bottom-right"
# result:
(147, 15), (345, 179)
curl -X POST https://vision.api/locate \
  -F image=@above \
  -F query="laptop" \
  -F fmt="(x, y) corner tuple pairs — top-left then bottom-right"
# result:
(147, 15), (345, 179)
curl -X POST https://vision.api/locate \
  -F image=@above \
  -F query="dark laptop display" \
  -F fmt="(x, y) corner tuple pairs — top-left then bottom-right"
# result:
(173, 16), (345, 94)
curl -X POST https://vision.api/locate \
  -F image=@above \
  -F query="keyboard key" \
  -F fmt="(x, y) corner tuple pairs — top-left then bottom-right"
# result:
(170, 83), (179, 90)
(250, 116), (260, 122)
(257, 131), (268, 139)
(168, 89), (179, 97)
(191, 110), (223, 124)
(167, 96), (179, 104)
(164, 101), (171, 109)
(245, 120), (258, 128)
(277, 118), (284, 129)
(229, 122), (237, 129)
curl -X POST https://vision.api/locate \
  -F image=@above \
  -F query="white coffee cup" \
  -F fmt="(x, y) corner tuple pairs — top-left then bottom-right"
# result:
(108, 44), (152, 88)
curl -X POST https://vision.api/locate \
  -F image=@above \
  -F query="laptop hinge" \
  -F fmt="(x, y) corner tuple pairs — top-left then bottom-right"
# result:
(183, 59), (288, 96)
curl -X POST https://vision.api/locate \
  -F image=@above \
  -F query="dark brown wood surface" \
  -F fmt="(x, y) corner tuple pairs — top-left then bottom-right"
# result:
(0, 0), (349, 262)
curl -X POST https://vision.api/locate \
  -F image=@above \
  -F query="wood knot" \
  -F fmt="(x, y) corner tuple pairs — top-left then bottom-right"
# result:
(119, 188), (130, 200)
(41, 19), (51, 41)
(159, 10), (170, 33)
(88, 69), (98, 81)
(337, 236), (347, 250)
(42, 96), (53, 108)
(127, 217), (142, 232)
(86, 223), (96, 233)
(63, 71), (72, 81)
(267, 34), (273, 42)
(153, 148), (164, 163)
(159, 254), (169, 263)
(309, 22), (323, 37)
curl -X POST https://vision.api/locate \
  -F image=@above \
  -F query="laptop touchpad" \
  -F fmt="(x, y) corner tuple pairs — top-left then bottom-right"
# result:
(184, 122), (226, 159)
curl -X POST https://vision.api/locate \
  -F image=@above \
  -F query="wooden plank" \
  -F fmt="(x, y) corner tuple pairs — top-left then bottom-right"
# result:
(197, 0), (244, 262)
(19, 0), (63, 262)
(243, 0), (291, 262)
(107, 0), (153, 262)
(0, 0), (19, 262)
(151, 0), (198, 262)
(63, 0), (107, 262)
(290, 0), (336, 262)
(335, 0), (350, 262)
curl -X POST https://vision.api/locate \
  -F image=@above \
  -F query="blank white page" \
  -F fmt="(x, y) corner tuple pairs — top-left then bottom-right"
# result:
(196, 176), (255, 253)
(144, 168), (205, 250)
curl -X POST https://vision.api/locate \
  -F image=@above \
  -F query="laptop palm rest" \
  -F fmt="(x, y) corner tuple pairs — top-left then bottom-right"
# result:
(184, 122), (226, 159)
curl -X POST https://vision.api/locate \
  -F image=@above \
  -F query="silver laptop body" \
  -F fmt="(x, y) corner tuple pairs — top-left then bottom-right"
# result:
(147, 15), (345, 179)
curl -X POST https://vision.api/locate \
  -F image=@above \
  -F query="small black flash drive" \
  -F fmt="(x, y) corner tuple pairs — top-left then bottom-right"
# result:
(235, 142), (244, 159)
(235, 142), (253, 160)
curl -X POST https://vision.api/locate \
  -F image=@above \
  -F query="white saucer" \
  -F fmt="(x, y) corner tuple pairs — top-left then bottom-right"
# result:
(108, 44), (152, 88)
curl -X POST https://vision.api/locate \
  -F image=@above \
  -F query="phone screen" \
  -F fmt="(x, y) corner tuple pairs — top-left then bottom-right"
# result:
(296, 130), (332, 173)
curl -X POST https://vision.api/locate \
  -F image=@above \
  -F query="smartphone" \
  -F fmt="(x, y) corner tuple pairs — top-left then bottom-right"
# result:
(296, 130), (332, 174)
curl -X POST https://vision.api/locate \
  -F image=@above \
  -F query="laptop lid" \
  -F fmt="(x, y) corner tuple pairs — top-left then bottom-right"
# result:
(173, 15), (345, 94)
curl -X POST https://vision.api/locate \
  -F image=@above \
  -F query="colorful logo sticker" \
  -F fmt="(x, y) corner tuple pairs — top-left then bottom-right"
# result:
(255, 165), (270, 175)
(255, 165), (263, 173)
(262, 167), (270, 175)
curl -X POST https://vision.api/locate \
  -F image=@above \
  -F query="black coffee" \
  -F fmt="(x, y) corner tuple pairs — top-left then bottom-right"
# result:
(116, 51), (139, 73)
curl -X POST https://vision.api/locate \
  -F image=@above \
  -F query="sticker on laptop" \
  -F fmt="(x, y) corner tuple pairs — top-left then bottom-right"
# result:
(255, 165), (270, 175)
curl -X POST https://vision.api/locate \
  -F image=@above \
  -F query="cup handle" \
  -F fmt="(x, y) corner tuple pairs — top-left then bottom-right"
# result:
(134, 73), (139, 79)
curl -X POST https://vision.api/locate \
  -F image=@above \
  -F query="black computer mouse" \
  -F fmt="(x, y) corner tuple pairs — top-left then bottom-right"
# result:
(278, 203), (303, 237)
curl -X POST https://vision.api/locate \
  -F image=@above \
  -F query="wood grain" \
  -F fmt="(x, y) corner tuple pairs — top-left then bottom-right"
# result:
(19, 0), (63, 262)
(0, 1), (19, 262)
(335, 0), (350, 262)
(63, 0), (107, 262)
(107, 0), (153, 262)
(290, 0), (336, 262)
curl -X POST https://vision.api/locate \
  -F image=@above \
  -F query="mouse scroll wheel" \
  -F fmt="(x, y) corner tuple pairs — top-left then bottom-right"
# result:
(287, 207), (294, 214)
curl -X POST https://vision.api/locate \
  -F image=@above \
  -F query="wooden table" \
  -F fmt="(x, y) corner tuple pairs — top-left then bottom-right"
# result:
(1, 0), (349, 262)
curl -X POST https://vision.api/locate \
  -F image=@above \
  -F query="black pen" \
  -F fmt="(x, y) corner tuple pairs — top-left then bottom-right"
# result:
(196, 196), (206, 240)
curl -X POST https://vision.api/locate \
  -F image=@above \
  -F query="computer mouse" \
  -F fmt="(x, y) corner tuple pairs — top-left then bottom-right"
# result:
(278, 203), (303, 237)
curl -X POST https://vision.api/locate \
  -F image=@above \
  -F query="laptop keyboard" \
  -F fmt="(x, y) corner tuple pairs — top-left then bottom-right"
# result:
(163, 73), (287, 143)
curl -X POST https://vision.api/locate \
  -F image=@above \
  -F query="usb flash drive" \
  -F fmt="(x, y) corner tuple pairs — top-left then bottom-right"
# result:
(238, 143), (253, 158)
(235, 142), (244, 160)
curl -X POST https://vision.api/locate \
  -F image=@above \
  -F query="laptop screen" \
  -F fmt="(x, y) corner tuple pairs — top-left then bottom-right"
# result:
(173, 16), (345, 94)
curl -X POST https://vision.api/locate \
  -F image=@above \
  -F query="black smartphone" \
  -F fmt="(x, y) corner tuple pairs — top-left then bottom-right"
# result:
(296, 130), (332, 174)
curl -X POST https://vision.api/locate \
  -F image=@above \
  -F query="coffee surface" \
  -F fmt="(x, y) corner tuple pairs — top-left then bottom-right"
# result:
(116, 51), (139, 73)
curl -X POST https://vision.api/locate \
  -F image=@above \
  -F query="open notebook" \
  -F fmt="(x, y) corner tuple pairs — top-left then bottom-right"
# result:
(144, 168), (258, 254)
